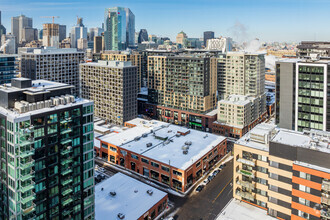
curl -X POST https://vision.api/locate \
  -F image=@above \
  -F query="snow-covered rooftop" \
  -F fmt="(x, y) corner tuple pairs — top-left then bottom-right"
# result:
(216, 199), (276, 220)
(98, 118), (226, 170)
(219, 95), (256, 106)
(95, 173), (167, 220)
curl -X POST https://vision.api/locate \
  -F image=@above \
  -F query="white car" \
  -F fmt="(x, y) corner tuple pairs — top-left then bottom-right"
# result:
(95, 165), (99, 169)
(202, 179), (209, 185)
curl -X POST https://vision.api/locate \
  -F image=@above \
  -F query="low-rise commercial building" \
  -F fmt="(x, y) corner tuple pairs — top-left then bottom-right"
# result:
(95, 173), (168, 220)
(96, 118), (227, 192)
(233, 123), (330, 220)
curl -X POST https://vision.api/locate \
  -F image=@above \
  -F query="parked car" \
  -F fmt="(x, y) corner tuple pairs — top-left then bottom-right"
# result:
(95, 165), (99, 169)
(99, 174), (106, 180)
(212, 170), (219, 177)
(196, 185), (204, 192)
(95, 176), (102, 183)
(219, 164), (224, 169)
(207, 175), (214, 181)
(99, 167), (105, 172)
(203, 179), (209, 185)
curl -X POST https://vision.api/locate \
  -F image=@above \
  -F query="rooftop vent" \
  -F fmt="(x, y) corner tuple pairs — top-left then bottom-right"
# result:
(203, 134), (208, 139)
(117, 213), (125, 219)
(183, 150), (188, 155)
(134, 189), (138, 193)
(134, 137), (140, 141)
(109, 191), (116, 197)
(167, 130), (172, 133)
(142, 133), (148, 138)
(146, 143), (152, 147)
(182, 145), (189, 150)
(147, 189), (153, 196)
(176, 133), (181, 137)
(185, 141), (192, 146)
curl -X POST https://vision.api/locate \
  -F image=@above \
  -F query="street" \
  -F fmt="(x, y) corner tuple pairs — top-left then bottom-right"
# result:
(169, 160), (233, 220)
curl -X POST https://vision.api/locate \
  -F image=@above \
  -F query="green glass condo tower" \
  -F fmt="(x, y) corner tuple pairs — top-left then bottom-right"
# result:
(0, 78), (95, 220)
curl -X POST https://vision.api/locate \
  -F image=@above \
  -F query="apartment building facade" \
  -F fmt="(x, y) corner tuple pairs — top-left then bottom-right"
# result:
(101, 51), (143, 90)
(212, 95), (267, 138)
(0, 78), (95, 220)
(80, 60), (137, 125)
(20, 48), (85, 97)
(233, 123), (330, 220)
(96, 118), (227, 193)
(276, 58), (330, 132)
(147, 55), (217, 114)
(0, 55), (17, 84)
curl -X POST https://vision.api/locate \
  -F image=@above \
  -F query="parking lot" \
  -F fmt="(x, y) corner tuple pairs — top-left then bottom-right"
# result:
(94, 163), (117, 185)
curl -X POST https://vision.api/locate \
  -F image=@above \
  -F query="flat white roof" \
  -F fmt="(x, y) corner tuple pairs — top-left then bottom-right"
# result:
(95, 173), (167, 220)
(219, 95), (256, 106)
(216, 199), (276, 220)
(99, 119), (226, 170)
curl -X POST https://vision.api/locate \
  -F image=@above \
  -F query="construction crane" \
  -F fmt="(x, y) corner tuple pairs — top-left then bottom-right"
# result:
(40, 16), (60, 24)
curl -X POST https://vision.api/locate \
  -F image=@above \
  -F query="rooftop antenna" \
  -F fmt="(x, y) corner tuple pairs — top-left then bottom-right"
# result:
(40, 16), (60, 24)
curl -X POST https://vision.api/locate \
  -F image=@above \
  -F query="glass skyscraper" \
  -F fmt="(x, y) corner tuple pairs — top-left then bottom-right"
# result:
(104, 7), (135, 51)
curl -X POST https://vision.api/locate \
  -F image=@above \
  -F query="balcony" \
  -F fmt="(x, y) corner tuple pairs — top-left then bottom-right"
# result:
(237, 158), (255, 167)
(61, 158), (73, 166)
(19, 160), (34, 170)
(238, 169), (255, 178)
(20, 184), (34, 194)
(61, 148), (73, 156)
(18, 127), (34, 136)
(62, 198), (73, 206)
(19, 137), (35, 147)
(321, 209), (330, 219)
(236, 190), (255, 201)
(62, 209), (72, 217)
(60, 128), (72, 135)
(62, 188), (73, 196)
(322, 180), (330, 192)
(60, 117), (72, 124)
(20, 171), (35, 182)
(21, 204), (35, 216)
(321, 194), (330, 205)
(61, 179), (73, 186)
(19, 149), (35, 159)
(60, 138), (72, 145)
(21, 193), (35, 205)
(236, 180), (255, 190)
(61, 169), (73, 176)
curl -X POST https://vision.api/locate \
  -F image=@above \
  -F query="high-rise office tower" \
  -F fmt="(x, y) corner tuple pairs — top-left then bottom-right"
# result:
(138, 29), (148, 43)
(104, 7), (135, 50)
(0, 11), (6, 45)
(147, 55), (217, 114)
(0, 54), (17, 84)
(11, 15), (33, 44)
(22, 27), (38, 43)
(203, 31), (214, 47)
(70, 18), (87, 49)
(20, 48), (85, 97)
(93, 36), (103, 53)
(276, 56), (329, 132)
(42, 23), (59, 48)
(89, 27), (103, 41)
(176, 31), (187, 45)
(59, 25), (66, 42)
(80, 60), (137, 125)
(0, 78), (95, 220)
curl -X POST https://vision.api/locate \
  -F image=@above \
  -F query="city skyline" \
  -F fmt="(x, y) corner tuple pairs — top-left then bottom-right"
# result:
(1, 0), (330, 42)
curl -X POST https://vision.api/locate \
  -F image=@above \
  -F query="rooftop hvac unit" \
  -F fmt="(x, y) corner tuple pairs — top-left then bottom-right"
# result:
(183, 150), (188, 155)
(45, 100), (51, 108)
(146, 143), (152, 147)
(164, 140), (170, 145)
(36, 102), (41, 109)
(53, 98), (60, 106)
(109, 191), (116, 197)
(28, 104), (33, 111)
(117, 213), (125, 219)
(65, 96), (71, 104)
(146, 189), (153, 196)
(142, 133), (148, 138)
(59, 97), (66, 105)
(176, 133), (181, 137)
(203, 134), (208, 139)
(185, 141), (192, 146)
(167, 130), (172, 133)
(134, 137), (140, 141)
(182, 145), (188, 150)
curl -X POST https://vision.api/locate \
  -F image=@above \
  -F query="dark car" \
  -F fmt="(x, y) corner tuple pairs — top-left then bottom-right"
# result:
(196, 185), (204, 192)
(212, 170), (219, 177)
(207, 175), (213, 181)
(99, 174), (106, 180)
(95, 176), (102, 183)
(219, 164), (224, 169)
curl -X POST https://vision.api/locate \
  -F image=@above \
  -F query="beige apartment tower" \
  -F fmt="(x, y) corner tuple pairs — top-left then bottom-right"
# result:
(80, 60), (138, 125)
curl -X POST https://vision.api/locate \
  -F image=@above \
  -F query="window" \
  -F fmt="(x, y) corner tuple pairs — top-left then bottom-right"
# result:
(141, 158), (149, 164)
(256, 166), (267, 174)
(256, 189), (267, 196)
(173, 170), (182, 177)
(131, 154), (138, 160)
(196, 161), (201, 168)
(299, 198), (310, 207)
(298, 210), (309, 219)
(101, 143), (108, 149)
(299, 172), (311, 181)
(256, 177), (267, 185)
(299, 184), (310, 193)
(109, 147), (117, 152)
(151, 161), (159, 168)
(257, 154), (267, 162)
(161, 166), (169, 173)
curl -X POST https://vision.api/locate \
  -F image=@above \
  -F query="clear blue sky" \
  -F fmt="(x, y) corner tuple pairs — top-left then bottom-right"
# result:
(1, 0), (330, 42)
